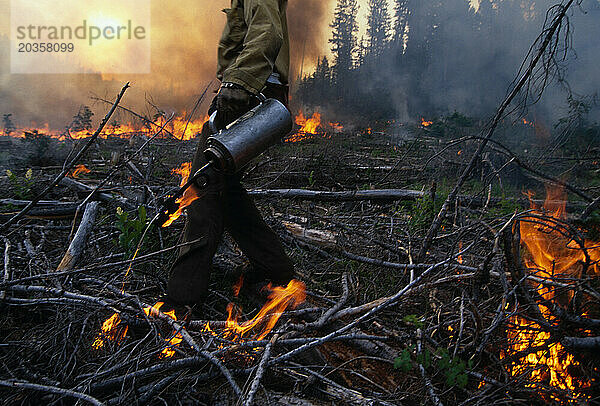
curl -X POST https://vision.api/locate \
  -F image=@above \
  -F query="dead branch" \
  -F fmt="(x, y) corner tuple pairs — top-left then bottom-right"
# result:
(250, 188), (424, 201)
(417, 329), (444, 406)
(57, 201), (99, 271)
(0, 238), (9, 300)
(0, 237), (204, 289)
(241, 334), (277, 406)
(0, 380), (105, 406)
(561, 336), (600, 349)
(59, 177), (129, 207)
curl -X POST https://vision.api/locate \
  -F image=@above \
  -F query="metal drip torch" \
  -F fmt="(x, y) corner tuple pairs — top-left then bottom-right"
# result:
(154, 98), (293, 227)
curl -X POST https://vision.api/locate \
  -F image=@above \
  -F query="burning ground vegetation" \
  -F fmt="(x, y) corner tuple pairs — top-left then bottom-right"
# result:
(0, 93), (600, 405)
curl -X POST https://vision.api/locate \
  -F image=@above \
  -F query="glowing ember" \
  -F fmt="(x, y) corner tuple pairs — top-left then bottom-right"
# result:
(295, 111), (321, 134)
(69, 164), (91, 178)
(522, 118), (534, 127)
(329, 122), (344, 132)
(208, 279), (306, 343)
(161, 162), (200, 228)
(421, 118), (433, 127)
(501, 185), (598, 400)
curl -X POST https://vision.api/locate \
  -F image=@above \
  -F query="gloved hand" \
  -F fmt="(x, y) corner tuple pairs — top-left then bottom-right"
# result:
(209, 83), (254, 130)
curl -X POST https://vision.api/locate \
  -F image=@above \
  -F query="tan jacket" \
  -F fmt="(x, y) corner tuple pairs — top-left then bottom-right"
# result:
(217, 0), (289, 95)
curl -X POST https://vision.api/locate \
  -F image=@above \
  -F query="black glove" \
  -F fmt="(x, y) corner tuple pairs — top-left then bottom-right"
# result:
(209, 83), (254, 130)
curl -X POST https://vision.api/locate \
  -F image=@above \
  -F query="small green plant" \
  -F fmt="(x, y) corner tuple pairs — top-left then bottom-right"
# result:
(308, 170), (315, 187)
(6, 169), (35, 199)
(446, 111), (474, 128)
(409, 195), (435, 231)
(488, 195), (521, 218)
(437, 348), (471, 388)
(402, 314), (424, 329)
(394, 346), (471, 389)
(114, 206), (151, 257)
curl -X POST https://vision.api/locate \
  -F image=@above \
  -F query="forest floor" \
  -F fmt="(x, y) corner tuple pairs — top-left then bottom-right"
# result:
(0, 114), (599, 405)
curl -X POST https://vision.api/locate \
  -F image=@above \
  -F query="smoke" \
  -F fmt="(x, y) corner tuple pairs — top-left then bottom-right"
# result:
(297, 0), (600, 126)
(0, 0), (331, 129)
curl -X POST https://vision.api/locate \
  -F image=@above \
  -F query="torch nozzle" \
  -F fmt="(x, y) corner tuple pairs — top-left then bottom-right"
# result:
(153, 160), (216, 228)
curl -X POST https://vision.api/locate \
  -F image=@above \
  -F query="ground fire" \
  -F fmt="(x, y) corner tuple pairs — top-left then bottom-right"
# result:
(92, 280), (306, 359)
(501, 185), (599, 401)
(69, 164), (91, 178)
(0, 114), (210, 141)
(0, 111), (326, 142)
(208, 279), (306, 343)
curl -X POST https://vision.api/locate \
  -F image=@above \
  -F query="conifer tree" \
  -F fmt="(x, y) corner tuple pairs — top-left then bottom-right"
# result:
(329, 0), (360, 77)
(367, 0), (391, 57)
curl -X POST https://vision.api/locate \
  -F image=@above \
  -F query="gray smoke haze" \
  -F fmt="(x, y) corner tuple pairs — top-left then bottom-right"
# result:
(0, 0), (331, 129)
(384, 0), (600, 123)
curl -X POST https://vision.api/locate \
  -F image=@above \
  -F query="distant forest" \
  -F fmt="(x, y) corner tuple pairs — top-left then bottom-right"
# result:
(294, 0), (600, 123)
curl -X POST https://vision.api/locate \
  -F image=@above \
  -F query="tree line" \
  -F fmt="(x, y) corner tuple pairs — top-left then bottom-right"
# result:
(295, 0), (600, 124)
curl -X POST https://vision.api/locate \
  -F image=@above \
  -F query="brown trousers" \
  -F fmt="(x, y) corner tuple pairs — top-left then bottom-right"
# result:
(167, 84), (294, 305)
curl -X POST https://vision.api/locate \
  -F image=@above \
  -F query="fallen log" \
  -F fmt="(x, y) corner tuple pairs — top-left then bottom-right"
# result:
(250, 188), (586, 210)
(0, 204), (79, 219)
(249, 188), (423, 202)
(0, 199), (76, 207)
(281, 221), (337, 248)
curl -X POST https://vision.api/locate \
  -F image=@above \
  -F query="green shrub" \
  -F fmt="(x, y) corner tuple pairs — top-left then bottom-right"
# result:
(5, 168), (34, 199)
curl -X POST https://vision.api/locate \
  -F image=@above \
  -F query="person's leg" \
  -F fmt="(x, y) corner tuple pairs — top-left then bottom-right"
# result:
(220, 82), (294, 287)
(222, 175), (294, 286)
(167, 124), (226, 305)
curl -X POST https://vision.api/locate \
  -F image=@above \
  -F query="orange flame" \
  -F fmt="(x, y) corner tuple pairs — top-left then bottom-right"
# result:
(161, 162), (200, 228)
(522, 118), (535, 127)
(69, 164), (91, 178)
(233, 275), (244, 297)
(502, 185), (598, 400)
(295, 111), (321, 134)
(421, 118), (433, 127)
(143, 301), (183, 358)
(207, 280), (306, 343)
(92, 313), (128, 349)
(3, 114), (209, 142)
(94, 302), (183, 358)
